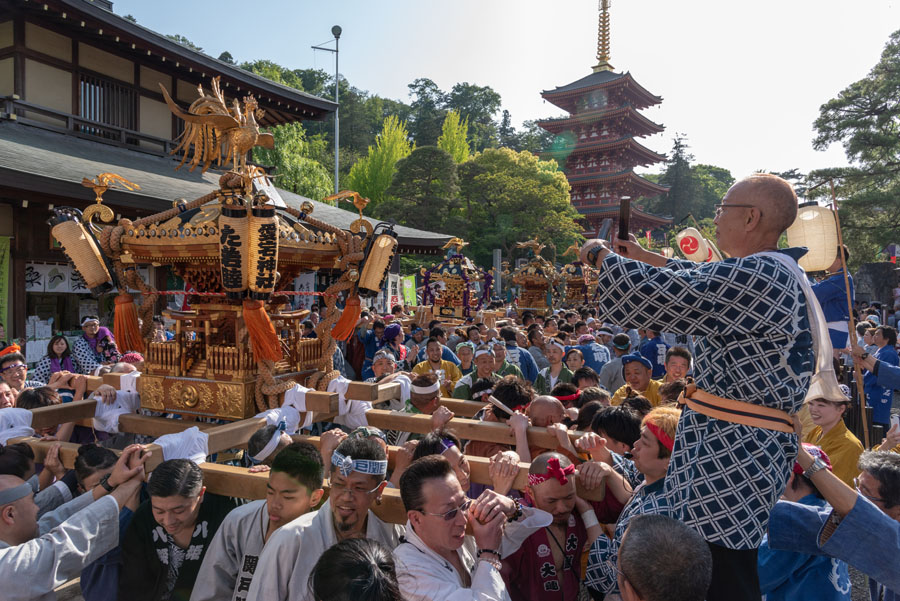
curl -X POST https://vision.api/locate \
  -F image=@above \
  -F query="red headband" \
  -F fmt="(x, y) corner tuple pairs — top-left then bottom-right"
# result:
(0, 344), (20, 358)
(527, 457), (576, 487)
(554, 389), (582, 403)
(645, 421), (674, 452)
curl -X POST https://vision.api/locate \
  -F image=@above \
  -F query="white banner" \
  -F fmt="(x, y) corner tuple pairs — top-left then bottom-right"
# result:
(293, 272), (317, 311)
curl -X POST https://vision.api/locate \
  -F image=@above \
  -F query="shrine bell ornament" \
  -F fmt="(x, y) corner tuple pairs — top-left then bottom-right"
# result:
(786, 202), (839, 272)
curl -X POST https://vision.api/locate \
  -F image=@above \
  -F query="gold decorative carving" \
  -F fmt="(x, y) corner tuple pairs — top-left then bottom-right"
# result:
(170, 380), (214, 414)
(140, 377), (165, 411)
(217, 383), (246, 420)
(182, 385), (200, 407)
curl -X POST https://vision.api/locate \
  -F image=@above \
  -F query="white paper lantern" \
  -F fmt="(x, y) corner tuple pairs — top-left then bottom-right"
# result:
(786, 202), (838, 272)
(661, 247), (675, 259)
(675, 228), (710, 262)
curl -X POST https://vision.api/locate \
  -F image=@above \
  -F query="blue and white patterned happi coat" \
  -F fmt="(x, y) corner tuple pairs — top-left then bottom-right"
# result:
(594, 249), (813, 549)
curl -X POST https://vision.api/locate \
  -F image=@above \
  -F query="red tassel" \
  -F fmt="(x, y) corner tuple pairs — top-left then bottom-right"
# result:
(242, 299), (282, 362)
(331, 295), (361, 341)
(114, 293), (144, 353)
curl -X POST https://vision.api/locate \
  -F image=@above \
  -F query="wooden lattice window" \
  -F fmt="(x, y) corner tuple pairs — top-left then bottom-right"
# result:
(78, 72), (136, 136)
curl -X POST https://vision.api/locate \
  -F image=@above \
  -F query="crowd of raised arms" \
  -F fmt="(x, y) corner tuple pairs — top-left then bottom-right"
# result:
(1, 174), (900, 601)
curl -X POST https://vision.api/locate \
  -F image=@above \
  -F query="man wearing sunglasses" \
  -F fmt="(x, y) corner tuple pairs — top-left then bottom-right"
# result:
(247, 437), (403, 601)
(394, 455), (551, 601)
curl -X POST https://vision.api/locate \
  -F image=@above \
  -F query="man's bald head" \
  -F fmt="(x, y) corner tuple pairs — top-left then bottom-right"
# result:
(527, 396), (566, 428)
(0, 474), (39, 546)
(0, 474), (27, 497)
(716, 173), (798, 257)
(528, 451), (573, 475)
(730, 173), (798, 235)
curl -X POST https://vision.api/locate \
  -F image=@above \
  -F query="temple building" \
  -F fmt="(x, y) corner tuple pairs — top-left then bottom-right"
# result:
(538, 0), (671, 236)
(0, 0), (451, 340)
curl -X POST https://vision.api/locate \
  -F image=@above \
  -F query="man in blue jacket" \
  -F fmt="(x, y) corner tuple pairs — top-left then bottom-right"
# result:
(499, 326), (538, 384)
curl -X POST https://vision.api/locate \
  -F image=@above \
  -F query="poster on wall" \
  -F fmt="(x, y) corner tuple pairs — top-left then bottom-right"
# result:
(293, 272), (317, 311)
(25, 263), (50, 292)
(70, 269), (89, 294)
(45, 264), (71, 293)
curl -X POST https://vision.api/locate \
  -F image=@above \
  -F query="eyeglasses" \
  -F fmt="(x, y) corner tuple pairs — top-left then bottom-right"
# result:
(853, 476), (885, 503)
(714, 203), (757, 218)
(0, 363), (27, 373)
(419, 498), (472, 521)
(615, 563), (643, 598)
(330, 480), (382, 499)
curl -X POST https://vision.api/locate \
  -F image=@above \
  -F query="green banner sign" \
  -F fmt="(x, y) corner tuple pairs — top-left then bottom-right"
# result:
(401, 275), (417, 306)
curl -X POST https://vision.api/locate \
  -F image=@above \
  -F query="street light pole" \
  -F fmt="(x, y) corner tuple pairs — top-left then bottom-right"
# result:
(312, 25), (342, 194)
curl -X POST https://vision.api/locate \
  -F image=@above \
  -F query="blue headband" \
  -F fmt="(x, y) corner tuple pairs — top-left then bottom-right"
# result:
(331, 451), (388, 478)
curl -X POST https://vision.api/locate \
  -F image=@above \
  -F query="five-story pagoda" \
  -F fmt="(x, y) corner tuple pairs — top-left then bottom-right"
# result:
(539, 0), (671, 236)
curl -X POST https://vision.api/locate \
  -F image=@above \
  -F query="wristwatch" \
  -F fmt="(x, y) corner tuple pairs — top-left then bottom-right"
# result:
(802, 457), (828, 479)
(585, 245), (604, 267)
(859, 352), (869, 360)
(98, 473), (115, 492)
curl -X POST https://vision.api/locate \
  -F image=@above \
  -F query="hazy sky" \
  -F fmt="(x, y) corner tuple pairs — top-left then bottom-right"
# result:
(114, 0), (898, 180)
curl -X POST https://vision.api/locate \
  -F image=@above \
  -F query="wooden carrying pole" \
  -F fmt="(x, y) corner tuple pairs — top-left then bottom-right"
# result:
(830, 179), (870, 448)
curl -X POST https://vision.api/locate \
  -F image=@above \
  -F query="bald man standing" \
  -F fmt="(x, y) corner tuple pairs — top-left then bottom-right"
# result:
(0, 444), (147, 600)
(581, 174), (812, 601)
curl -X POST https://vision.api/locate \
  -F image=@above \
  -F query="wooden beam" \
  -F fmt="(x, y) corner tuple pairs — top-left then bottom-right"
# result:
(345, 381), (401, 403)
(14, 438), (165, 472)
(29, 400), (97, 429)
(198, 463), (409, 524)
(438, 399), (487, 418)
(365, 410), (589, 450)
(204, 417), (267, 453)
(117, 414), (216, 437)
(291, 435), (605, 501)
(102, 372), (129, 389)
(303, 391), (339, 414)
(84, 376), (104, 393)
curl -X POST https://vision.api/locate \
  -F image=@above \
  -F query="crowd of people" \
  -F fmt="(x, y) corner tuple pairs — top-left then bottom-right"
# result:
(0, 173), (899, 601)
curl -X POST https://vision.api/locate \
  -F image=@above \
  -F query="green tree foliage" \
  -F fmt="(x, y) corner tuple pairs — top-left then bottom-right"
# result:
(446, 82), (502, 151)
(252, 123), (333, 202)
(382, 146), (458, 231)
(239, 60), (328, 95)
(457, 148), (582, 265)
(808, 28), (900, 269)
(346, 115), (414, 208)
(166, 34), (203, 53)
(407, 78), (447, 146)
(218, 51), (236, 65)
(437, 110), (471, 163)
(647, 134), (695, 222)
(645, 136), (734, 222)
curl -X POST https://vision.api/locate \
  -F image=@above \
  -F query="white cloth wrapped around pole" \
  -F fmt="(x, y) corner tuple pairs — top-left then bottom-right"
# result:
(0, 408), (34, 445)
(283, 385), (315, 430)
(328, 376), (372, 430)
(93, 390), (141, 434)
(154, 426), (209, 464)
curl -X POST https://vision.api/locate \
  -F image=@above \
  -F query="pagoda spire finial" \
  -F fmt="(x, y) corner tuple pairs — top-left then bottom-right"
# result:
(593, 0), (614, 72)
